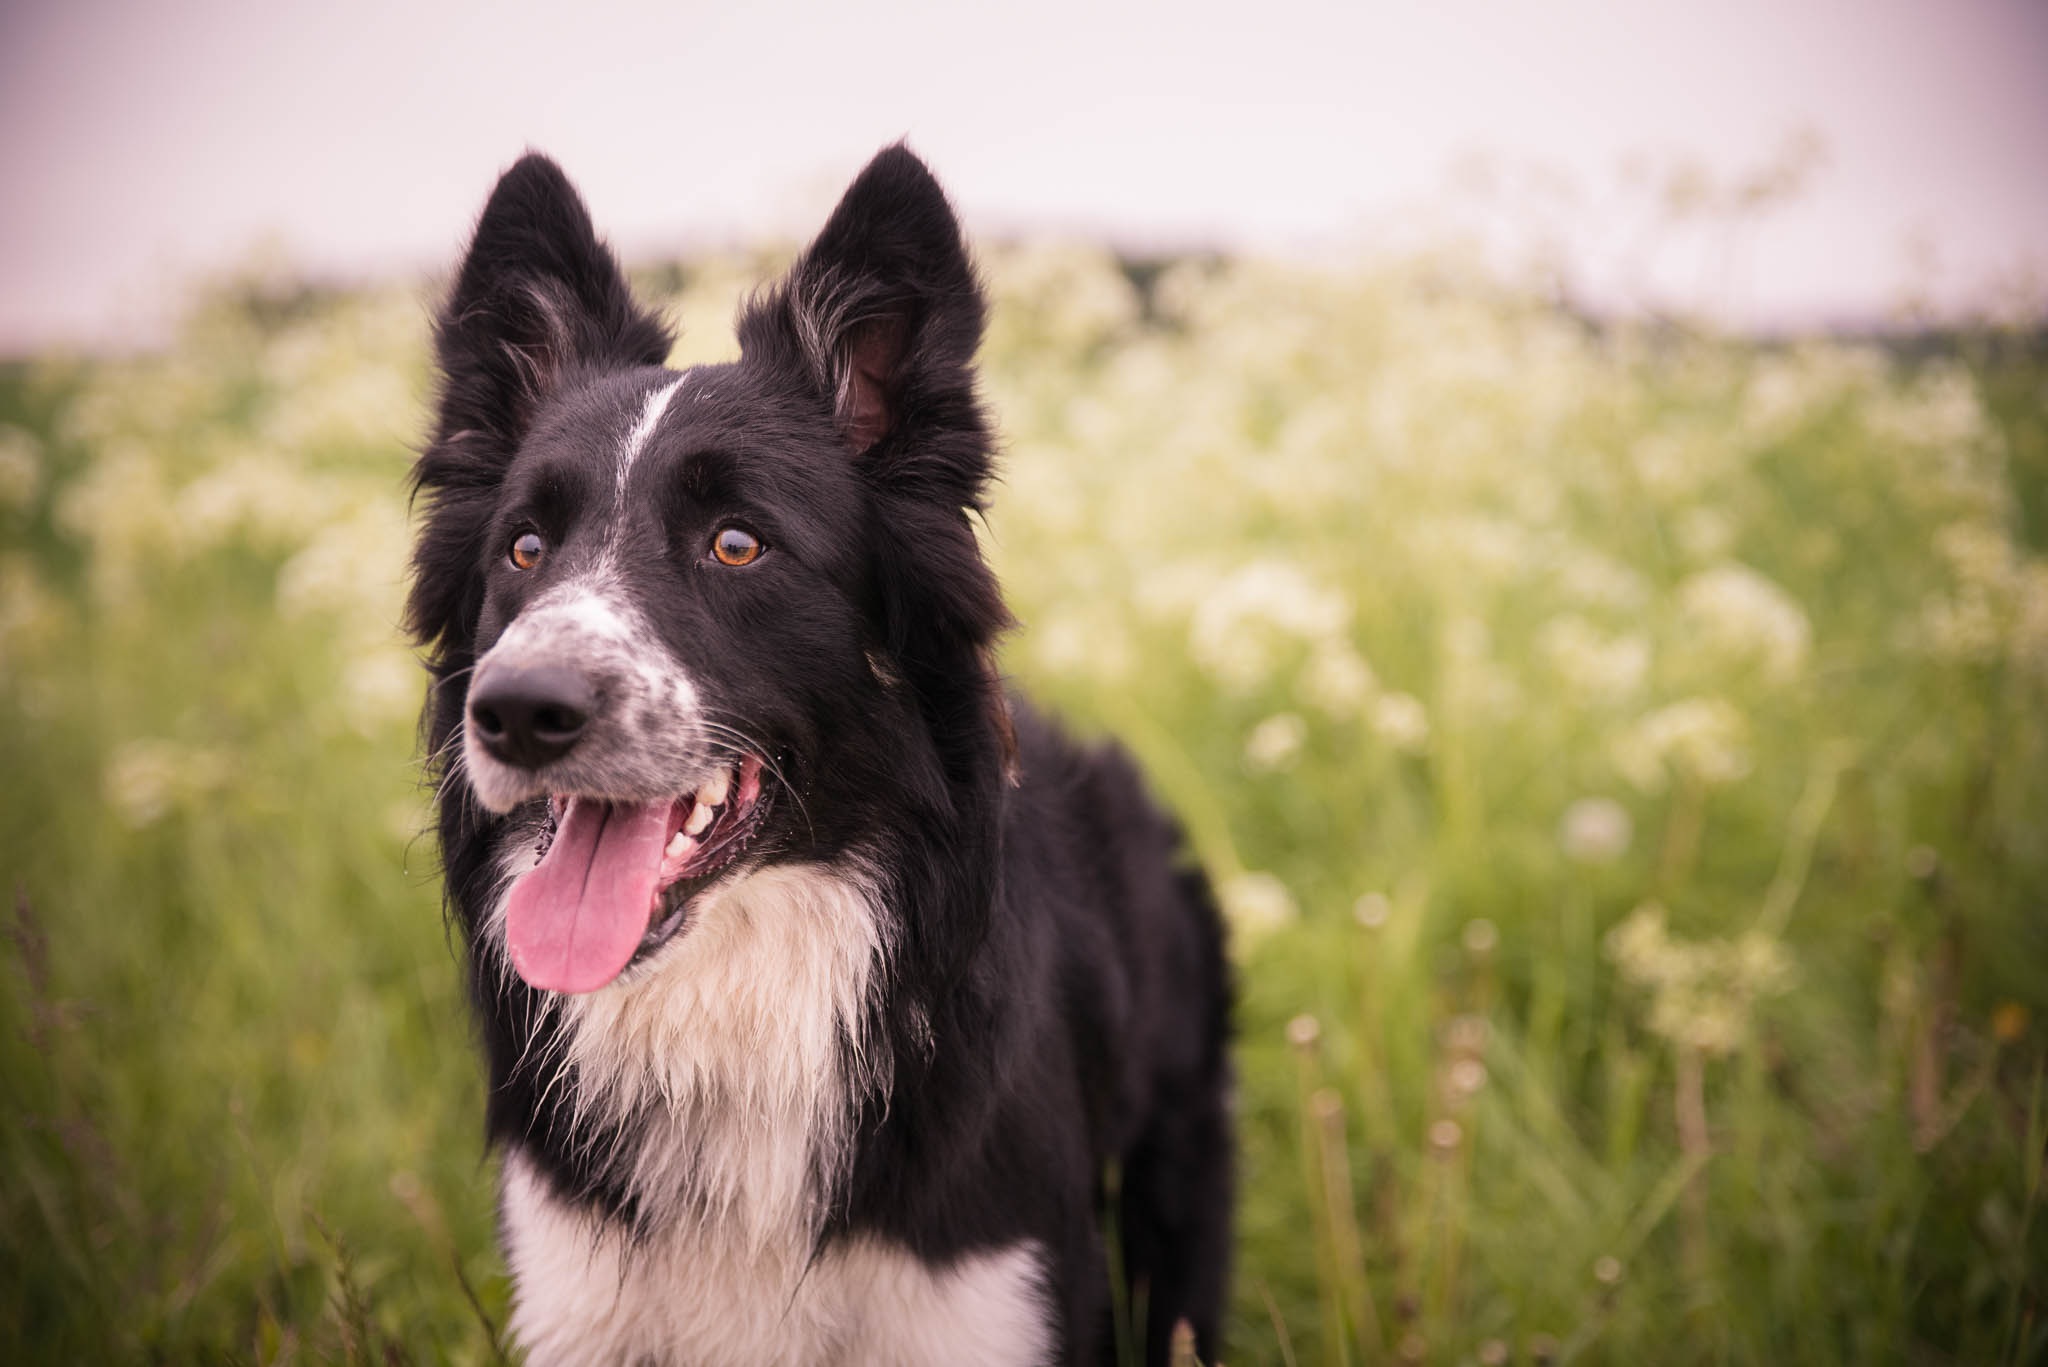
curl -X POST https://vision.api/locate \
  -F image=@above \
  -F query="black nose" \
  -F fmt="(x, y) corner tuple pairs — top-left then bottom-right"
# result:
(467, 664), (596, 769)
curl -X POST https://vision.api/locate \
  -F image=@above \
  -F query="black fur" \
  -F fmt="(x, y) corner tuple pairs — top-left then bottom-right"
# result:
(409, 145), (1233, 1364)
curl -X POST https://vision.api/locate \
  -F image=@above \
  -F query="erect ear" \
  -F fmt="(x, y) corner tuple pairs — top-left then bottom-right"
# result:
(408, 154), (670, 662)
(739, 143), (988, 468)
(741, 147), (1012, 780)
(427, 152), (672, 453)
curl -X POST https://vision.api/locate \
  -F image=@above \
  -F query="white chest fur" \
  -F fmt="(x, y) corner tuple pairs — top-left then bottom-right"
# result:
(501, 1150), (1053, 1367)
(489, 862), (1054, 1365)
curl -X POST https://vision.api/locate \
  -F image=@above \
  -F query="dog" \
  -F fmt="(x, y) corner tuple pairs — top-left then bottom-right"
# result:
(406, 145), (1233, 1366)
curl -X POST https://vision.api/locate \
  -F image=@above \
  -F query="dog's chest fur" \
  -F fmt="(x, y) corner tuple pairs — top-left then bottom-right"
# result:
(490, 861), (1053, 1365)
(501, 1150), (1050, 1366)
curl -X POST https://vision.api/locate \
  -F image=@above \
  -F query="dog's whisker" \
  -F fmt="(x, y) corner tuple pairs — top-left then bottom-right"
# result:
(430, 662), (478, 693)
(696, 714), (815, 841)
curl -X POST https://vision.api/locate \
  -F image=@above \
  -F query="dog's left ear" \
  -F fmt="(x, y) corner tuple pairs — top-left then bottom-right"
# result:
(740, 144), (988, 473)
(744, 146), (1015, 781)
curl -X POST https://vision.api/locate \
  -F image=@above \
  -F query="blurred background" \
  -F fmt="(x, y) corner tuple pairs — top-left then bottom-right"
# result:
(2, 1), (2045, 1362)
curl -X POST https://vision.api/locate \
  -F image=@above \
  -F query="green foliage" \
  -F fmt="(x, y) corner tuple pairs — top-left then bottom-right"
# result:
(2, 249), (2044, 1364)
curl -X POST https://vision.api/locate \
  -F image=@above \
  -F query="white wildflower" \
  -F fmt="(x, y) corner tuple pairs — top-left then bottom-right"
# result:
(1370, 692), (1430, 753)
(1629, 432), (1703, 501)
(1606, 902), (1795, 1055)
(276, 506), (409, 626)
(1913, 520), (2037, 665)
(1739, 358), (1816, 444)
(1917, 589), (2004, 663)
(1029, 612), (1133, 681)
(104, 739), (228, 829)
(1353, 892), (1391, 929)
(0, 425), (41, 510)
(1461, 918), (1499, 956)
(1445, 615), (1490, 662)
(1187, 558), (1350, 693)
(53, 439), (171, 602)
(1442, 614), (1523, 721)
(1243, 712), (1308, 772)
(258, 357), (416, 452)
(1554, 545), (1651, 611)
(1537, 616), (1650, 705)
(1739, 344), (1888, 446)
(1676, 562), (1812, 683)
(1447, 1057), (1488, 1099)
(1419, 514), (1533, 582)
(1003, 445), (1085, 536)
(1218, 871), (1297, 940)
(1865, 359), (1990, 453)
(1611, 697), (1751, 792)
(1301, 641), (1376, 717)
(985, 243), (1140, 353)
(1935, 520), (2016, 590)
(173, 456), (335, 556)
(0, 555), (57, 672)
(1559, 797), (1634, 864)
(2013, 562), (2048, 679)
(1134, 557), (1223, 623)
(1674, 507), (1736, 562)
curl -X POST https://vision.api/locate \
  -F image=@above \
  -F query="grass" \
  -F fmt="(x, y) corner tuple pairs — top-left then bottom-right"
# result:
(1, 246), (2044, 1364)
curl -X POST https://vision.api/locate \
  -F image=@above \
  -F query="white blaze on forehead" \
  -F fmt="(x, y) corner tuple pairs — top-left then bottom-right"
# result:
(615, 374), (687, 511)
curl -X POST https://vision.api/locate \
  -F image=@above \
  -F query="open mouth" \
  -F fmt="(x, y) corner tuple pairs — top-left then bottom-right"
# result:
(503, 755), (770, 994)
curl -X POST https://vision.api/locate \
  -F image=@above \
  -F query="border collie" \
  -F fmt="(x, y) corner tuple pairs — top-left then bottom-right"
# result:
(407, 145), (1233, 1366)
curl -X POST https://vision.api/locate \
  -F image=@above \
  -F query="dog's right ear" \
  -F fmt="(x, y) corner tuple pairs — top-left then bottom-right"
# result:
(409, 154), (671, 659)
(427, 153), (672, 453)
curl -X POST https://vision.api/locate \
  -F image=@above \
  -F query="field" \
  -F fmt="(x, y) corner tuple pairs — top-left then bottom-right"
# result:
(2, 241), (2045, 1364)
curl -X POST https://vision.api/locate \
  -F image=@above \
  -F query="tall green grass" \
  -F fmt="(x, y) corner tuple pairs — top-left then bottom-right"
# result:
(2, 248), (2043, 1363)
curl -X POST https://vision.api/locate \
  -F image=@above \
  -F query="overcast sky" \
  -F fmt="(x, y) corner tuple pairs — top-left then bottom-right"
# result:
(2, 0), (2044, 351)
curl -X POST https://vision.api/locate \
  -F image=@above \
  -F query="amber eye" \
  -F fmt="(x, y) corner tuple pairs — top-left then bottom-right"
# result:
(712, 526), (762, 567)
(509, 531), (546, 571)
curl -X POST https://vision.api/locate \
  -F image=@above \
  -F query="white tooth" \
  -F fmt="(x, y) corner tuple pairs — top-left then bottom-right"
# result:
(697, 768), (731, 808)
(684, 802), (714, 836)
(665, 831), (692, 860)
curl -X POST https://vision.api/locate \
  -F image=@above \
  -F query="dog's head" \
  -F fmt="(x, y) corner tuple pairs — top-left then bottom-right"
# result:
(408, 147), (1010, 996)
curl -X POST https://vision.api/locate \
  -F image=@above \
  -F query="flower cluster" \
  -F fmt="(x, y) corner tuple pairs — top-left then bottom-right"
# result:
(1605, 901), (1796, 1055)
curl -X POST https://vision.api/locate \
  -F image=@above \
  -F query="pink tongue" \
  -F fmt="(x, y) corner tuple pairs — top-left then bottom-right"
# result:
(506, 797), (674, 993)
